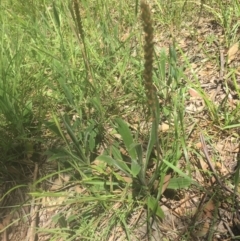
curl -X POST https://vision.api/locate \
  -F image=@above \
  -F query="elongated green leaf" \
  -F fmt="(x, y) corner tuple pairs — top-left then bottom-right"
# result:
(0, 185), (27, 202)
(168, 177), (192, 190)
(144, 120), (157, 171)
(134, 143), (143, 163)
(97, 155), (131, 176)
(44, 120), (63, 138)
(23, 100), (32, 118)
(147, 196), (164, 219)
(163, 159), (197, 185)
(115, 118), (137, 160)
(47, 115), (70, 147)
(52, 1), (60, 28)
(111, 145), (123, 161)
(82, 179), (118, 186)
(134, 143), (147, 184)
(159, 49), (167, 82)
(127, 143), (142, 177)
(84, 120), (97, 153)
(130, 159), (141, 177)
(223, 123), (240, 129)
(62, 114), (87, 163)
(91, 96), (104, 118)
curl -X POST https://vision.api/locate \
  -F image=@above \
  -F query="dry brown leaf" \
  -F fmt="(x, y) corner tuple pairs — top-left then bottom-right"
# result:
(61, 174), (71, 183)
(193, 221), (210, 238)
(161, 174), (171, 194)
(211, 176), (217, 183)
(215, 143), (224, 153)
(91, 159), (107, 176)
(152, 174), (171, 194)
(188, 88), (201, 98)
(195, 169), (204, 183)
(193, 200), (215, 237)
(227, 42), (239, 63)
(199, 157), (208, 171)
(203, 199), (215, 217)
(215, 161), (222, 171)
(2, 215), (11, 226)
(50, 178), (63, 191)
(195, 142), (202, 149)
(186, 103), (197, 112)
(122, 176), (132, 183)
(74, 185), (84, 194)
(159, 123), (169, 132)
(121, 29), (130, 42)
(231, 143), (240, 153)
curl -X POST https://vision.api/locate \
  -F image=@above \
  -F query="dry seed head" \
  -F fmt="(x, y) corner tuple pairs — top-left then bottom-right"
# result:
(140, 1), (156, 119)
(73, 0), (85, 43)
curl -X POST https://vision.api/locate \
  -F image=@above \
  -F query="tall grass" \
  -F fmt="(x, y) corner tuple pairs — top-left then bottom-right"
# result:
(0, 0), (239, 240)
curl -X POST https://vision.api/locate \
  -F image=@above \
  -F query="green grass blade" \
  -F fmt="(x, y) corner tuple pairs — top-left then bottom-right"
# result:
(115, 118), (137, 160)
(147, 196), (164, 219)
(97, 155), (132, 177)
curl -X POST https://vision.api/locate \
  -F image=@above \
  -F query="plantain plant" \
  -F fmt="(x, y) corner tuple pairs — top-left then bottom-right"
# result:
(96, 0), (192, 220)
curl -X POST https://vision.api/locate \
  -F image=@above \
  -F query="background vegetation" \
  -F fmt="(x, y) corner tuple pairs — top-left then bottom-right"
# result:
(0, 0), (239, 240)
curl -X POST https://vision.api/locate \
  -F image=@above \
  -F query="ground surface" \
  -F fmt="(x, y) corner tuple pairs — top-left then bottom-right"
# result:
(0, 1), (240, 241)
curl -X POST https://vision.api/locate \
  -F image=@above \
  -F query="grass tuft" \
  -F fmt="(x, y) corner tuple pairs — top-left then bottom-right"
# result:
(0, 0), (239, 240)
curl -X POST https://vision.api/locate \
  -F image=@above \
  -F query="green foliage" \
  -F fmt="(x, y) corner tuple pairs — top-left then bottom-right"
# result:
(96, 44), (191, 223)
(0, 0), (239, 240)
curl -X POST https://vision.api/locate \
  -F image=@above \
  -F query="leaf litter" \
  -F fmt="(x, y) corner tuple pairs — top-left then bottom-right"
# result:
(1, 2), (240, 241)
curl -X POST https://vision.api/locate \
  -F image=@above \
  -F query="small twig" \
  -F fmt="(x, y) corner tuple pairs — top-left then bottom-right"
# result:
(200, 133), (235, 195)
(200, 133), (240, 238)
(233, 137), (240, 234)
(219, 49), (225, 81)
(207, 199), (219, 241)
(223, 219), (235, 238)
(26, 163), (40, 241)
(212, 48), (224, 101)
